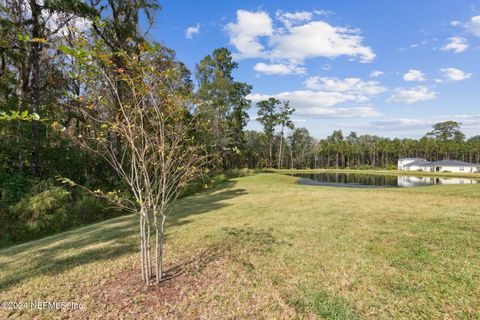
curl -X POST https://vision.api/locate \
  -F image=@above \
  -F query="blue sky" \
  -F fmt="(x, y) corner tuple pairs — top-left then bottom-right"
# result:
(147, 0), (480, 139)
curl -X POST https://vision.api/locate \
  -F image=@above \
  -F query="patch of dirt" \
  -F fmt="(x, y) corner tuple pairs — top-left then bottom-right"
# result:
(5, 228), (298, 319)
(70, 249), (220, 320)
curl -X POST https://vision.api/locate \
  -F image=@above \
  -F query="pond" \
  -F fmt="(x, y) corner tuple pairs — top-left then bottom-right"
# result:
(291, 172), (480, 188)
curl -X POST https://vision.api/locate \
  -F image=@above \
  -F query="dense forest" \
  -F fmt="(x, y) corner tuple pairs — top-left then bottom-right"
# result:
(255, 120), (480, 170)
(1, 0), (479, 253)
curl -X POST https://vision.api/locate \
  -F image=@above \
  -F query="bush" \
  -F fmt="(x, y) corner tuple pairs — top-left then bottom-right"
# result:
(71, 193), (120, 224)
(224, 168), (255, 179)
(182, 169), (255, 197)
(385, 164), (398, 170)
(0, 179), (123, 247)
(181, 174), (226, 196)
(0, 168), (255, 247)
(10, 186), (71, 237)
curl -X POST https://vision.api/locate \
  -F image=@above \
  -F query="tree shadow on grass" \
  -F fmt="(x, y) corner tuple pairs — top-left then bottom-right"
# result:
(0, 180), (246, 291)
(168, 180), (247, 228)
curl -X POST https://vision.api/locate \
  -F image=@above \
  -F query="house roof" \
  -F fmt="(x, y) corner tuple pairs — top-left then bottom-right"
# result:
(404, 160), (433, 167)
(431, 160), (479, 167)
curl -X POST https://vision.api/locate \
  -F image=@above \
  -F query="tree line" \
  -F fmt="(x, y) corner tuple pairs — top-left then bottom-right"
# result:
(247, 119), (480, 170)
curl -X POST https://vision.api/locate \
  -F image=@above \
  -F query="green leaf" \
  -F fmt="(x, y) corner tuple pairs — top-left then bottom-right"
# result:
(59, 45), (76, 56)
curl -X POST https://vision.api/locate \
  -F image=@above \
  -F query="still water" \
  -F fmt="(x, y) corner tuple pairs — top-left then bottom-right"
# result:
(291, 172), (479, 188)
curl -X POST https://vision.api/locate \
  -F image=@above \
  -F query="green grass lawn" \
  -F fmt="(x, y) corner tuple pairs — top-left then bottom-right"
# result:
(1, 173), (479, 319)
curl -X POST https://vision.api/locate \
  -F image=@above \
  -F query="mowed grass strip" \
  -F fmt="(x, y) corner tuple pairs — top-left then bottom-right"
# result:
(1, 173), (479, 319)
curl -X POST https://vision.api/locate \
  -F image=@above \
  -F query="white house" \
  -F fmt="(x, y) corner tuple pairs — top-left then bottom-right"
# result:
(398, 158), (480, 173)
(397, 158), (425, 170)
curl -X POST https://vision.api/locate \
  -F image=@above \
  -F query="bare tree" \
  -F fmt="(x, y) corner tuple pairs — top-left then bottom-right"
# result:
(60, 42), (215, 285)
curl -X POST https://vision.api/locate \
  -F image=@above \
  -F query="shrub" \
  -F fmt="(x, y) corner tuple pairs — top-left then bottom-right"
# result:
(0, 173), (127, 247)
(224, 168), (255, 179)
(71, 193), (120, 224)
(10, 187), (71, 237)
(0, 168), (255, 247)
(182, 169), (255, 197)
(182, 174), (226, 196)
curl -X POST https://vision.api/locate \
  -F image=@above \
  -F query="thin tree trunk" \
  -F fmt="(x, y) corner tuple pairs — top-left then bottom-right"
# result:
(277, 125), (284, 169)
(16, 60), (29, 171)
(154, 214), (165, 284)
(140, 212), (152, 285)
(290, 148), (294, 169)
(30, 0), (41, 175)
(155, 225), (161, 284)
(140, 214), (146, 283)
(268, 137), (273, 167)
(146, 215), (152, 282)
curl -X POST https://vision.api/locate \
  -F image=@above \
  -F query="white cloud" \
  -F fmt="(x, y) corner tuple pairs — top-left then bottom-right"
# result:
(247, 74), (386, 118)
(451, 20), (461, 26)
(269, 21), (375, 63)
(249, 91), (359, 108)
(313, 9), (334, 17)
(370, 70), (384, 78)
(408, 39), (429, 49)
(225, 10), (273, 59)
(399, 39), (431, 51)
(294, 106), (380, 118)
(370, 118), (433, 129)
(254, 63), (306, 75)
(440, 67), (472, 81)
(226, 9), (375, 63)
(304, 77), (386, 95)
(387, 86), (437, 104)
(344, 114), (480, 138)
(448, 114), (480, 130)
(367, 114), (480, 131)
(403, 69), (426, 82)
(276, 10), (313, 28)
(466, 15), (480, 37)
(248, 90), (380, 118)
(185, 23), (201, 39)
(292, 118), (307, 123)
(441, 36), (468, 53)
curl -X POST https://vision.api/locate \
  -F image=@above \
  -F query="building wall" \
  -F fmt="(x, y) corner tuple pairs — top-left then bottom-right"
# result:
(405, 165), (433, 171)
(398, 159), (480, 172)
(398, 159), (418, 170)
(405, 165), (421, 171)
(436, 166), (480, 173)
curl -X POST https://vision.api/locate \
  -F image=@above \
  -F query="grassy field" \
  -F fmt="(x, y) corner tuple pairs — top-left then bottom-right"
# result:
(1, 173), (480, 319)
